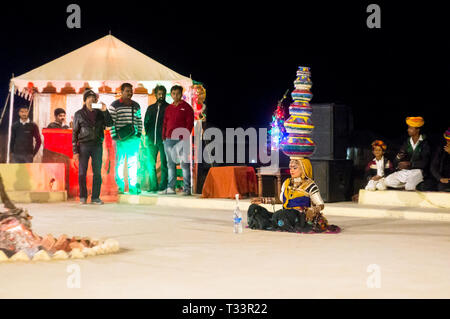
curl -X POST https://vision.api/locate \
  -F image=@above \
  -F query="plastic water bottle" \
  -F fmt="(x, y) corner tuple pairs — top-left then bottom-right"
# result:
(233, 194), (243, 234)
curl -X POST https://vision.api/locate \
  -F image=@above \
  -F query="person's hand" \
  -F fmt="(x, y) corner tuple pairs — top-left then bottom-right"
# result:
(444, 144), (450, 154)
(371, 175), (382, 181)
(73, 153), (79, 162)
(305, 208), (316, 221)
(100, 102), (107, 112)
(440, 178), (449, 184)
(398, 161), (411, 170)
(251, 197), (262, 205)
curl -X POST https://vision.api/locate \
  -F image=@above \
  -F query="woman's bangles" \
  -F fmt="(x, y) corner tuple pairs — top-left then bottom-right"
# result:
(305, 205), (322, 221)
(251, 197), (276, 205)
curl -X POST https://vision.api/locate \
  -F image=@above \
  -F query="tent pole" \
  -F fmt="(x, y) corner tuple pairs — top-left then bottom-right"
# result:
(6, 81), (14, 163)
(0, 91), (10, 126)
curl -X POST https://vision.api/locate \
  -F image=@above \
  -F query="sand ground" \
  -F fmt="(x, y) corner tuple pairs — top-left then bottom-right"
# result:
(0, 202), (449, 299)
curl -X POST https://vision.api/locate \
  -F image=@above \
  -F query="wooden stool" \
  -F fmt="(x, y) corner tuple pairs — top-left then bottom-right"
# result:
(256, 168), (282, 204)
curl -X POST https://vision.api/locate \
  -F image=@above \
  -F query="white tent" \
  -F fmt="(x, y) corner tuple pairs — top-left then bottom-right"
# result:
(10, 34), (192, 92)
(8, 34), (194, 162)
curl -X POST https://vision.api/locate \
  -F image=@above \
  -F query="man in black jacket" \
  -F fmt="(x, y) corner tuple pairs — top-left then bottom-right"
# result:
(384, 117), (432, 191)
(144, 85), (169, 192)
(72, 90), (113, 204)
(10, 106), (41, 163)
(430, 128), (450, 192)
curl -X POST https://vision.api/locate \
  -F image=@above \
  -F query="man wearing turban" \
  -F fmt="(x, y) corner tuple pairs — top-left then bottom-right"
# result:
(384, 117), (432, 191)
(430, 128), (450, 192)
(364, 140), (394, 191)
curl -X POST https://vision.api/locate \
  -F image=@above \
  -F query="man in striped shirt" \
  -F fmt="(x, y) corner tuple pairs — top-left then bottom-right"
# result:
(108, 83), (143, 195)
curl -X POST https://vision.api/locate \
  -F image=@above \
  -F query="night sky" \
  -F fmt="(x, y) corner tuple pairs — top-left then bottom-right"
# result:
(1, 1), (449, 156)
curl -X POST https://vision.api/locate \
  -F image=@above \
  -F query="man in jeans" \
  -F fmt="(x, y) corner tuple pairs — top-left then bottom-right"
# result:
(144, 85), (169, 193)
(10, 106), (41, 163)
(109, 83), (143, 195)
(159, 85), (194, 196)
(72, 90), (113, 204)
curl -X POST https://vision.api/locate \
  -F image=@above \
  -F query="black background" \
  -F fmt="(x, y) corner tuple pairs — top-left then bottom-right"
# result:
(0, 1), (449, 158)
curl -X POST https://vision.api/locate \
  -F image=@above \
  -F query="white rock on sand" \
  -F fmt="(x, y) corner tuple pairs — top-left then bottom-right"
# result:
(82, 247), (96, 257)
(10, 250), (30, 262)
(0, 250), (9, 262)
(104, 239), (120, 253)
(32, 250), (51, 261)
(92, 244), (105, 255)
(70, 248), (85, 259)
(52, 250), (69, 260)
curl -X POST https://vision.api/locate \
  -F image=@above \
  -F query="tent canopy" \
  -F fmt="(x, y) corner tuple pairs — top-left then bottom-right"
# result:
(10, 34), (192, 93)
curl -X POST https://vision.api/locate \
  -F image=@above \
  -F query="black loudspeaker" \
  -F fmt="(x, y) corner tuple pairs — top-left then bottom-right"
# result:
(310, 103), (353, 160)
(310, 159), (353, 203)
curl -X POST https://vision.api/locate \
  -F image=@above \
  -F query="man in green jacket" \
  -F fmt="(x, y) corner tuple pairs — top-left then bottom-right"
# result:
(144, 85), (169, 192)
(384, 116), (432, 191)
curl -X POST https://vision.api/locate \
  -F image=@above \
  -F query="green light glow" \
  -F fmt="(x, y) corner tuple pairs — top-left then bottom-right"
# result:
(115, 137), (140, 192)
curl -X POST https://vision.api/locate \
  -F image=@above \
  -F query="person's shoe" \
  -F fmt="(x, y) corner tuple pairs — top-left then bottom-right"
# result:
(118, 190), (125, 195)
(91, 198), (104, 205)
(178, 191), (191, 196)
(79, 197), (87, 205)
(158, 188), (176, 195)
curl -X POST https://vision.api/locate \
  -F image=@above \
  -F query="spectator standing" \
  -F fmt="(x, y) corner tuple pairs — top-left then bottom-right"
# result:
(158, 85), (194, 196)
(10, 106), (41, 163)
(109, 83), (143, 195)
(72, 90), (113, 204)
(144, 85), (169, 193)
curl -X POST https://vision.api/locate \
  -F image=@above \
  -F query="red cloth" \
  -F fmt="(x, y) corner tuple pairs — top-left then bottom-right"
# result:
(162, 100), (194, 140)
(42, 128), (73, 158)
(42, 129), (118, 199)
(201, 166), (258, 199)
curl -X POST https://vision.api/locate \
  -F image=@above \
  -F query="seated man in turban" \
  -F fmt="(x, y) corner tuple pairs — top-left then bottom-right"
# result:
(430, 128), (450, 192)
(384, 117), (432, 191)
(364, 140), (394, 191)
(247, 158), (340, 233)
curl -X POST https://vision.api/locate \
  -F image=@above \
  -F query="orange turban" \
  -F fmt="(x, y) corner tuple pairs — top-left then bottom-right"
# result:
(371, 140), (387, 151)
(444, 128), (450, 141)
(406, 117), (424, 128)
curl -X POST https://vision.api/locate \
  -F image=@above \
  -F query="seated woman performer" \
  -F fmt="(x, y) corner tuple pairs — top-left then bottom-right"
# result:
(248, 158), (341, 233)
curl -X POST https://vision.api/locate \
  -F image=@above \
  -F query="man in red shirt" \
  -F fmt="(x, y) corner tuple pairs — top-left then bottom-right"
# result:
(159, 85), (194, 196)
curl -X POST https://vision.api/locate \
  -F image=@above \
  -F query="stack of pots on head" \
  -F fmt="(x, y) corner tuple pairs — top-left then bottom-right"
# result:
(280, 66), (315, 160)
